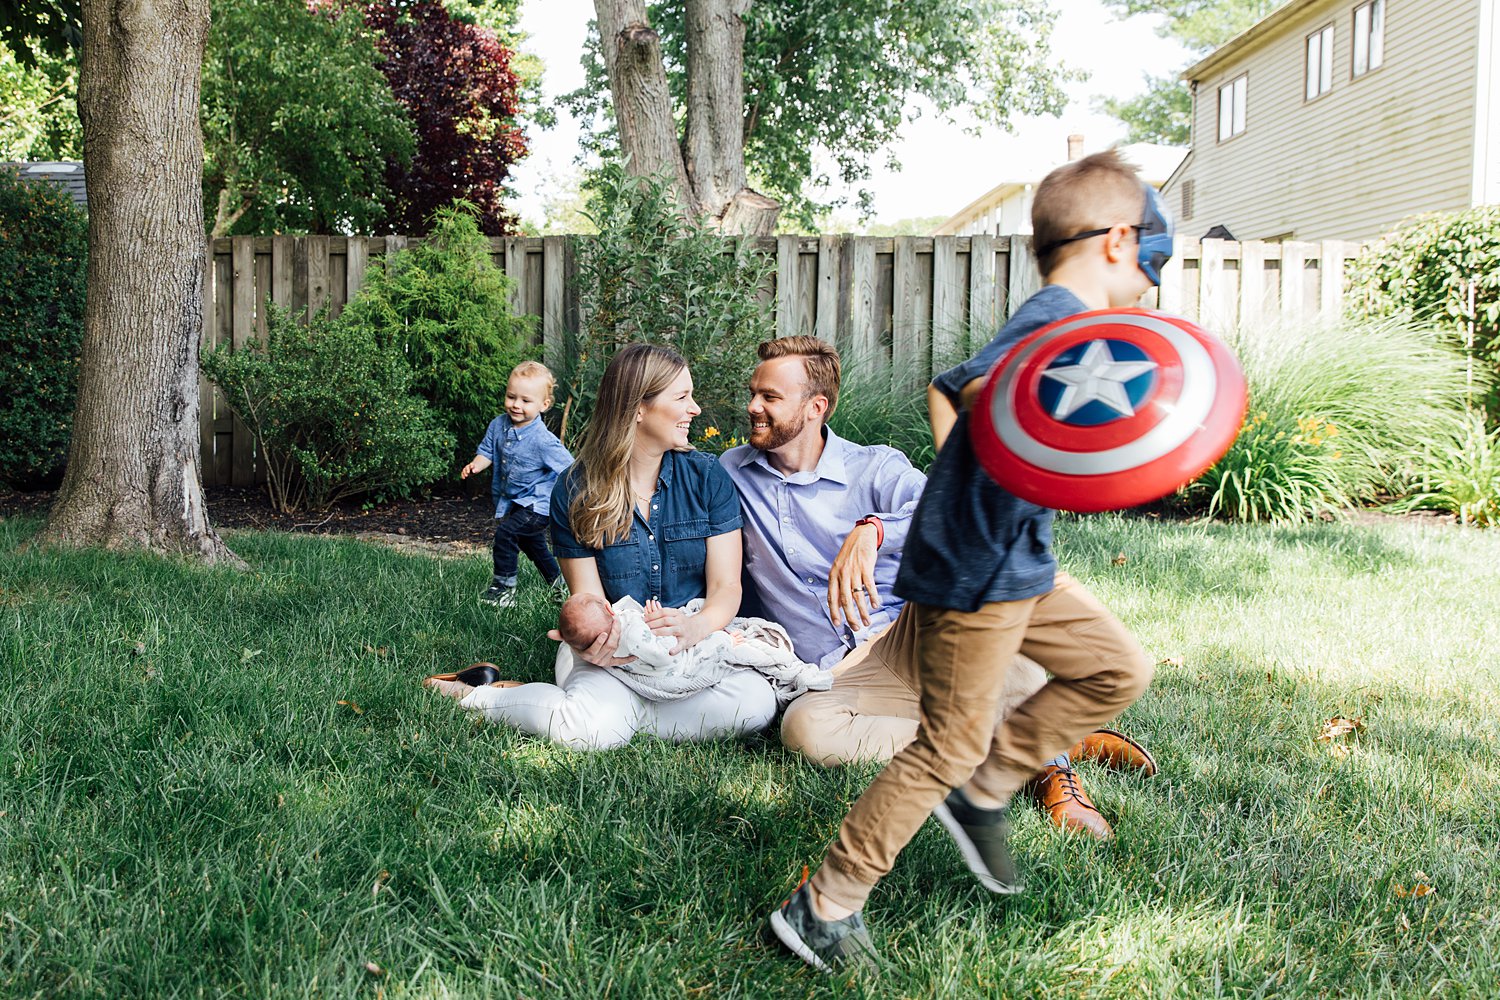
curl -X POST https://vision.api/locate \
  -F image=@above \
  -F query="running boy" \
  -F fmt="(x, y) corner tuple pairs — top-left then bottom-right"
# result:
(462, 361), (573, 607)
(769, 150), (1163, 973)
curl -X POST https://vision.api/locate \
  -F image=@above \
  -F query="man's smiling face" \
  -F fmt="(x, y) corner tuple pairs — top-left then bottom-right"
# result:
(747, 355), (821, 452)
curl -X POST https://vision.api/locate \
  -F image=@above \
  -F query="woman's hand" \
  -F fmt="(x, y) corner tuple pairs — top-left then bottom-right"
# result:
(547, 615), (633, 667)
(643, 599), (707, 655)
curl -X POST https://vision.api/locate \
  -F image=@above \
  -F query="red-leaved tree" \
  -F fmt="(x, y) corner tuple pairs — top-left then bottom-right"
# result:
(358, 0), (528, 235)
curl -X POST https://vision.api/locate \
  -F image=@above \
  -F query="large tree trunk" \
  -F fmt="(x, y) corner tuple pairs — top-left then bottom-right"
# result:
(595, 0), (780, 235)
(41, 0), (237, 564)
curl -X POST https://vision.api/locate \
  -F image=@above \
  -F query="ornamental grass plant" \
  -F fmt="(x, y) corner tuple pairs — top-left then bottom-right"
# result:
(1390, 409), (1500, 526)
(1183, 318), (1472, 523)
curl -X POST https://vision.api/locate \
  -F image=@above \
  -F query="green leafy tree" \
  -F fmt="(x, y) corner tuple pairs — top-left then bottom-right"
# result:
(339, 202), (537, 463)
(565, 166), (774, 444)
(0, 0), (80, 65)
(202, 0), (414, 236)
(1095, 73), (1192, 145)
(570, 0), (1070, 231)
(0, 45), (81, 159)
(1098, 0), (1283, 143)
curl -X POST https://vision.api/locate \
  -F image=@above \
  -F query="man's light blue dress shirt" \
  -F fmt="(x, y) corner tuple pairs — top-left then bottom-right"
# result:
(720, 428), (926, 669)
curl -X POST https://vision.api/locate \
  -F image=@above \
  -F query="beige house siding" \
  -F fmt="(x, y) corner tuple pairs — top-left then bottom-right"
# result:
(1165, 0), (1484, 241)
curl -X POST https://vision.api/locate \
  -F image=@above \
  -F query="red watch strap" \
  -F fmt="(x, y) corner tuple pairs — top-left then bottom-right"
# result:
(855, 516), (884, 548)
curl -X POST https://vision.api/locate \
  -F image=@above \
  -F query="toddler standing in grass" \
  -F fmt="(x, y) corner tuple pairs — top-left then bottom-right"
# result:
(461, 361), (573, 607)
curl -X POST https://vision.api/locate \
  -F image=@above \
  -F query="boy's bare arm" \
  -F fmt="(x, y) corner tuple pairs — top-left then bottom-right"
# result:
(928, 376), (986, 453)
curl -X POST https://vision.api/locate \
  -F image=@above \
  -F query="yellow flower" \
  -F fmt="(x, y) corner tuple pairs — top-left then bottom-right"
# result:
(702, 426), (720, 439)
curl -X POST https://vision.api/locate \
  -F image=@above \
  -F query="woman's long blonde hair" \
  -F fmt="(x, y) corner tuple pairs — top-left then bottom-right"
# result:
(568, 344), (690, 549)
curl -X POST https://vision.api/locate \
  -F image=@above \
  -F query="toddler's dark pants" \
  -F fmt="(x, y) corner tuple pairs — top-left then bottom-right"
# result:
(492, 505), (561, 588)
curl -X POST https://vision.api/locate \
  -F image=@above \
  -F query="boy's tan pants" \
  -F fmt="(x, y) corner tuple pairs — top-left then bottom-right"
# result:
(809, 572), (1154, 911)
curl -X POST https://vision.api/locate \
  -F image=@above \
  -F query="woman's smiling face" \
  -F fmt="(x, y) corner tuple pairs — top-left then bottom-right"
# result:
(636, 366), (700, 452)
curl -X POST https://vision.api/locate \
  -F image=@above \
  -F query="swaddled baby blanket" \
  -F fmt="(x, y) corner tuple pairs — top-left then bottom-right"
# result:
(607, 596), (829, 706)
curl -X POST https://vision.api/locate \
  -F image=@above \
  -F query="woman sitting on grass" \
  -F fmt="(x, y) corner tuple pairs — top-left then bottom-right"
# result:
(428, 344), (778, 749)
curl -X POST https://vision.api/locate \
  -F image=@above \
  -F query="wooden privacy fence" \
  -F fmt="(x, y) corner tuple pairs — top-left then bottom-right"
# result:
(200, 234), (1362, 486)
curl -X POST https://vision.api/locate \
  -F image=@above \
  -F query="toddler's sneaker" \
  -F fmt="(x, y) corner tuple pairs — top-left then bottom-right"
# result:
(478, 584), (517, 607)
(768, 881), (880, 975)
(932, 788), (1024, 894)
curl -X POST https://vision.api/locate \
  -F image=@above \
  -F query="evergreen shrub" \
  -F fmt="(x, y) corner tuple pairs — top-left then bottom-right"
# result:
(565, 167), (773, 446)
(202, 304), (452, 512)
(341, 202), (536, 462)
(0, 166), (88, 489)
(1346, 207), (1500, 418)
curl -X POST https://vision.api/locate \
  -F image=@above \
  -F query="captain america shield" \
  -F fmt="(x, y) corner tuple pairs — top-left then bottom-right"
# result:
(972, 308), (1247, 512)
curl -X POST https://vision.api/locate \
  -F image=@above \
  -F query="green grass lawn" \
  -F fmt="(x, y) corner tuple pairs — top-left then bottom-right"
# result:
(2, 512), (1498, 998)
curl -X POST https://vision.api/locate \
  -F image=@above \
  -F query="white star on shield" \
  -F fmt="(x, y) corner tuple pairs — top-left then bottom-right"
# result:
(1041, 340), (1159, 420)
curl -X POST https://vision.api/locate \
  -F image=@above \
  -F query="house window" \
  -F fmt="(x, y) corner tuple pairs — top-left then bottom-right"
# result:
(1306, 25), (1334, 99)
(1218, 74), (1247, 140)
(1353, 0), (1385, 77)
(1180, 180), (1195, 220)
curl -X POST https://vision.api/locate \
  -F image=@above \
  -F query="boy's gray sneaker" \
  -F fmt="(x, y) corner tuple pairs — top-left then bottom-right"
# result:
(932, 788), (1024, 894)
(769, 882), (880, 975)
(478, 584), (516, 607)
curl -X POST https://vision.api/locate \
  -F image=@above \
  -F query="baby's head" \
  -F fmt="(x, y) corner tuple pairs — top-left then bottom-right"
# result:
(558, 593), (614, 650)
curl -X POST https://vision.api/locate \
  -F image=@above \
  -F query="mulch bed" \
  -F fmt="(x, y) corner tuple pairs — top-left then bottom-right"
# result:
(1, 484), (499, 545)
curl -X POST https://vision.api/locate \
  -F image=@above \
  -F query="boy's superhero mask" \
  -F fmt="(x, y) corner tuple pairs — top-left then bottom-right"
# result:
(1036, 183), (1176, 286)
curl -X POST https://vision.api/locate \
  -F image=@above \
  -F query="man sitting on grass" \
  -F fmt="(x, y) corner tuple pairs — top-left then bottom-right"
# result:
(720, 336), (1157, 840)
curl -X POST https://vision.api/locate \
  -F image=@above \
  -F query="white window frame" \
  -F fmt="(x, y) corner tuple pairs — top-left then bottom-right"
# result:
(1353, 0), (1385, 78)
(1306, 25), (1334, 99)
(1218, 74), (1248, 140)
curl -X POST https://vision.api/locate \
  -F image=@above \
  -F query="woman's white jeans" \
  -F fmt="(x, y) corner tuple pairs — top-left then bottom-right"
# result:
(459, 643), (777, 750)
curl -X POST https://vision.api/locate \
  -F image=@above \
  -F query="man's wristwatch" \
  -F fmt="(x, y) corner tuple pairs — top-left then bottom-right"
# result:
(854, 515), (884, 548)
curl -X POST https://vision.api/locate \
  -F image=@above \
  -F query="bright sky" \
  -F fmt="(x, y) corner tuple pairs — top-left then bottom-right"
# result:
(507, 0), (1191, 227)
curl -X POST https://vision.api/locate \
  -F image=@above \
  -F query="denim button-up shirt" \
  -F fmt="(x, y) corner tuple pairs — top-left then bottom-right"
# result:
(550, 449), (742, 608)
(476, 415), (574, 517)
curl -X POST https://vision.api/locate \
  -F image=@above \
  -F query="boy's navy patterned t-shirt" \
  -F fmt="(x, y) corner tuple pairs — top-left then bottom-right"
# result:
(894, 285), (1089, 612)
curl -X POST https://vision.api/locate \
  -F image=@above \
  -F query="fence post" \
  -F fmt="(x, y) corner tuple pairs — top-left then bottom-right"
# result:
(347, 237), (369, 304)
(1320, 240), (1347, 319)
(850, 238), (882, 376)
(931, 235), (963, 369)
(1006, 236), (1038, 318)
(892, 237), (929, 389)
(776, 234), (801, 339)
(542, 235), (568, 374)
(1280, 241), (1309, 322)
(230, 237), (258, 486)
(198, 237), (218, 485)
(1238, 239), (1267, 329)
(816, 235), (841, 345)
(1199, 239), (1228, 332)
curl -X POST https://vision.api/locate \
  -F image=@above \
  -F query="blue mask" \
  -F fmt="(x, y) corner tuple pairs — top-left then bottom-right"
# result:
(1135, 185), (1174, 286)
(1035, 183), (1177, 286)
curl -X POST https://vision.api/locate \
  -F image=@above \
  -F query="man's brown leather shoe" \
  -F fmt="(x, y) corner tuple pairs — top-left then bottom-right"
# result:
(1028, 764), (1112, 839)
(1068, 728), (1158, 776)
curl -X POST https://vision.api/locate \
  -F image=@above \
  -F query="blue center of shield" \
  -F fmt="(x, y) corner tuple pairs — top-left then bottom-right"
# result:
(1037, 339), (1158, 426)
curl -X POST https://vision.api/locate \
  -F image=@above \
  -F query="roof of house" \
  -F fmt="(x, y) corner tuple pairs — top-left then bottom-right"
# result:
(1182, 0), (1316, 80)
(931, 142), (1188, 235)
(1, 160), (88, 209)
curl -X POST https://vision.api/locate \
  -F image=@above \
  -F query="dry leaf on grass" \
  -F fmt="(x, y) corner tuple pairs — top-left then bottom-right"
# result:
(373, 870), (391, 896)
(364, 961), (384, 977)
(1327, 743), (1350, 760)
(337, 700), (364, 715)
(1316, 717), (1364, 742)
(1112, 551), (1128, 566)
(1159, 656), (1184, 667)
(362, 644), (390, 657)
(1394, 882), (1435, 899)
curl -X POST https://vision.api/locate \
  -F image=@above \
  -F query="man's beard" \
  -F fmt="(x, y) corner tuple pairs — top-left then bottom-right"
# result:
(750, 412), (806, 451)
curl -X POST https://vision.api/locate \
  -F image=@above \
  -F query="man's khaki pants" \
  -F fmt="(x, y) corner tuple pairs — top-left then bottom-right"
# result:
(808, 573), (1153, 911)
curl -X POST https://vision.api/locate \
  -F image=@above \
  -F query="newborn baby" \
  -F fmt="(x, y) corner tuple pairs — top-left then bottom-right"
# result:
(557, 593), (737, 673)
(555, 593), (831, 705)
